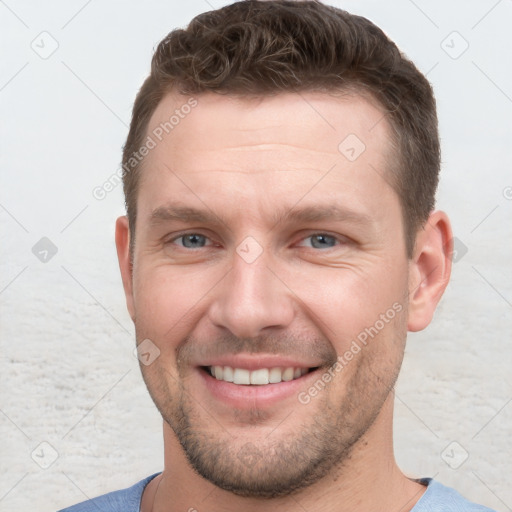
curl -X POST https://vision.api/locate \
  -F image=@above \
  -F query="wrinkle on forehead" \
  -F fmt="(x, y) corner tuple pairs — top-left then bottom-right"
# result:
(146, 90), (392, 157)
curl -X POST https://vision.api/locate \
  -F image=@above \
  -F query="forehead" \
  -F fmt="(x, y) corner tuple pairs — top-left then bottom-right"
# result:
(137, 90), (399, 230)
(146, 90), (392, 168)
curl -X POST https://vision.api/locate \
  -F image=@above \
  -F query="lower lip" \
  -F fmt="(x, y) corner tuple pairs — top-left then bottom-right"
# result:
(198, 367), (319, 409)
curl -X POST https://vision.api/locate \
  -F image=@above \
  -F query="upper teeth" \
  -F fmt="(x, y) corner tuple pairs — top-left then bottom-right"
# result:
(209, 366), (309, 385)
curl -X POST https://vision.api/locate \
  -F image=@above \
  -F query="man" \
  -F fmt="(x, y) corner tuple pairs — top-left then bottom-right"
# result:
(58, 1), (496, 510)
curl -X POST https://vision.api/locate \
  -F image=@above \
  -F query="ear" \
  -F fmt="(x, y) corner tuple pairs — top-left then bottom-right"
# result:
(115, 216), (135, 322)
(407, 210), (453, 332)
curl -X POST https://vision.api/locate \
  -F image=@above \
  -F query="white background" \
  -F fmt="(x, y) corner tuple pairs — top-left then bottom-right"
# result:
(1, 1), (511, 510)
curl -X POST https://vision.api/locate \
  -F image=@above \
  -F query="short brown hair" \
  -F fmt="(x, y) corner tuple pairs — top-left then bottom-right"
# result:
(122, 0), (440, 258)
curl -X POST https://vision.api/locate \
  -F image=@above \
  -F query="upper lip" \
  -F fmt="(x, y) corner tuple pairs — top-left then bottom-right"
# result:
(197, 354), (321, 371)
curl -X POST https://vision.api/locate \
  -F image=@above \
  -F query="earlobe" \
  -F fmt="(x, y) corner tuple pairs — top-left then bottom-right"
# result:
(115, 216), (136, 322)
(407, 210), (453, 332)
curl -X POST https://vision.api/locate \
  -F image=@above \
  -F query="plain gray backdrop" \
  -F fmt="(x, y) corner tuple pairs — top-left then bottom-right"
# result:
(1, 1), (511, 510)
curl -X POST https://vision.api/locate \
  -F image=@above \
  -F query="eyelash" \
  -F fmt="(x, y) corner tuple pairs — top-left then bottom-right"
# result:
(166, 232), (345, 250)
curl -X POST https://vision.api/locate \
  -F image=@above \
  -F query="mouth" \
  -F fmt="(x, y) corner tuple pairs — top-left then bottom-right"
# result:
(202, 365), (317, 385)
(196, 355), (325, 409)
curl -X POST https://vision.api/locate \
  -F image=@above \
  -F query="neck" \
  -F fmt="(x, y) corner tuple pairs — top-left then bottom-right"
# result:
(144, 394), (426, 512)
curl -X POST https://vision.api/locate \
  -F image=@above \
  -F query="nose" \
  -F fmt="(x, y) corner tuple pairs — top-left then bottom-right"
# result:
(207, 247), (295, 339)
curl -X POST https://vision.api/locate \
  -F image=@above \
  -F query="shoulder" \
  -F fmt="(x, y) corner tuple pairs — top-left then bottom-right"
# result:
(57, 473), (162, 512)
(413, 478), (498, 512)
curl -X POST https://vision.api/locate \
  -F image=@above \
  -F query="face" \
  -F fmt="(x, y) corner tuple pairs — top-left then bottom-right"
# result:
(121, 91), (412, 497)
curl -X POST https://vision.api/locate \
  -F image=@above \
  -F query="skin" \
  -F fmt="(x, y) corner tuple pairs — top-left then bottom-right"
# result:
(115, 91), (453, 512)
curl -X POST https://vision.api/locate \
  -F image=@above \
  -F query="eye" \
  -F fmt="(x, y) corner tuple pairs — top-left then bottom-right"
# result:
(167, 232), (345, 251)
(297, 233), (341, 249)
(170, 233), (212, 249)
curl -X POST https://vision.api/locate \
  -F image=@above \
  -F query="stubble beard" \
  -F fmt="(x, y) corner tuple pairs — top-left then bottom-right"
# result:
(139, 323), (407, 498)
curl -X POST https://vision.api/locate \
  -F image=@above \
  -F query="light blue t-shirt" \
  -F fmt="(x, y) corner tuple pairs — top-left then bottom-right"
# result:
(57, 474), (497, 511)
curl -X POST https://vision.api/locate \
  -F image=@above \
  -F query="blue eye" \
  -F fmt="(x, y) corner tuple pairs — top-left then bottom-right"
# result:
(303, 234), (339, 249)
(168, 232), (341, 251)
(175, 234), (208, 249)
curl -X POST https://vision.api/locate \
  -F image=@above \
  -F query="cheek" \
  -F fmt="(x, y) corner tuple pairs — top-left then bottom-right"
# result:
(289, 263), (407, 347)
(132, 249), (408, 352)
(132, 264), (221, 342)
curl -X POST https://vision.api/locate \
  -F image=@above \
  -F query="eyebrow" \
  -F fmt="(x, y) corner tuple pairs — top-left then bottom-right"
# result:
(149, 203), (373, 230)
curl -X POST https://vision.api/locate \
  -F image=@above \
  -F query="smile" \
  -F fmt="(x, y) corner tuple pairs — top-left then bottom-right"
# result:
(206, 366), (313, 385)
